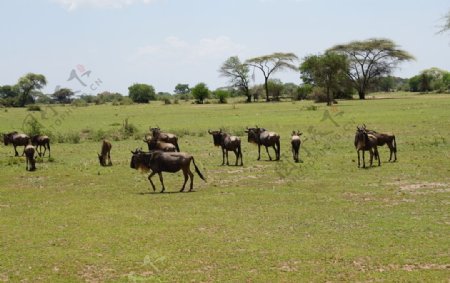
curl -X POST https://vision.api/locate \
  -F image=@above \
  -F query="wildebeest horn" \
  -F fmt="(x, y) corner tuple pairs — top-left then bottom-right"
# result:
(208, 129), (212, 134)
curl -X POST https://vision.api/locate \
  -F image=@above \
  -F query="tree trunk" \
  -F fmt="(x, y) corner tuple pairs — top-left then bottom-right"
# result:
(245, 88), (251, 103)
(264, 77), (270, 102)
(326, 86), (332, 106)
(358, 90), (365, 100)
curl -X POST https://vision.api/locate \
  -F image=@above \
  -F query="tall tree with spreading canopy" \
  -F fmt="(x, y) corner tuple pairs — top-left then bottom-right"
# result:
(174, 84), (190, 95)
(328, 38), (414, 99)
(16, 73), (47, 107)
(52, 88), (74, 104)
(246, 52), (298, 102)
(128, 83), (156, 103)
(219, 56), (251, 102)
(300, 52), (349, 106)
(191, 83), (210, 104)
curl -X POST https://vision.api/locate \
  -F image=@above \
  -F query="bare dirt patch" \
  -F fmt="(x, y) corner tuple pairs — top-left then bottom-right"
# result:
(388, 181), (450, 195)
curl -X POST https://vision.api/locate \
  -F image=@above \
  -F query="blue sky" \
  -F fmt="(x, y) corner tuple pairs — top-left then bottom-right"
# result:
(0, 0), (449, 95)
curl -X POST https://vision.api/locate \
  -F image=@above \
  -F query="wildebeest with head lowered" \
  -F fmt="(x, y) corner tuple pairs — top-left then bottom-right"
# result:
(143, 135), (176, 152)
(354, 125), (380, 168)
(24, 144), (36, 171)
(3, 131), (30, 156)
(362, 125), (397, 162)
(150, 127), (180, 152)
(291, 130), (302, 163)
(130, 150), (206, 193)
(31, 135), (51, 158)
(208, 129), (243, 166)
(245, 126), (280, 161)
(98, 140), (112, 166)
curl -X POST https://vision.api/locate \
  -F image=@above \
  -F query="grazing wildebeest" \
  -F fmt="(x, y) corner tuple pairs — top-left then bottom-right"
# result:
(362, 125), (397, 162)
(291, 130), (302, 163)
(354, 126), (380, 168)
(130, 149), (206, 193)
(143, 135), (176, 152)
(150, 127), (180, 152)
(24, 144), (36, 171)
(208, 129), (243, 166)
(31, 135), (51, 158)
(3, 131), (30, 156)
(98, 140), (112, 166)
(245, 126), (280, 161)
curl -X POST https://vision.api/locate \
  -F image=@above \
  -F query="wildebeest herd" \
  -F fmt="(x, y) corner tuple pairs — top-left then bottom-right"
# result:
(2, 125), (397, 192)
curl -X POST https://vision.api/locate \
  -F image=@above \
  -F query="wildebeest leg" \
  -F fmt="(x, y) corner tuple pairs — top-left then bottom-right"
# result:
(188, 169), (195, 192)
(13, 145), (19, 156)
(107, 151), (112, 166)
(147, 171), (157, 192)
(234, 149), (239, 166)
(26, 156), (29, 171)
(375, 148), (381, 166)
(221, 147), (226, 165)
(257, 144), (261, 160)
(157, 172), (165, 193)
(362, 150), (366, 168)
(225, 149), (230, 166)
(180, 168), (189, 192)
(369, 149), (373, 167)
(265, 146), (272, 161)
(357, 150), (360, 168)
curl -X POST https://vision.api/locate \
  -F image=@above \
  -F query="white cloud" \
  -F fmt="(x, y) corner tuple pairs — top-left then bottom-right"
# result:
(137, 36), (245, 62)
(53, 0), (158, 10)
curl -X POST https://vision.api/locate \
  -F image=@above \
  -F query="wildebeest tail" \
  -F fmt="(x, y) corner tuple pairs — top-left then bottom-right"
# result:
(175, 143), (180, 152)
(192, 157), (206, 182)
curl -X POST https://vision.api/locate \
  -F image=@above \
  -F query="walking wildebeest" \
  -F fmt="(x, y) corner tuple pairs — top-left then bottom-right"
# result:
(143, 135), (176, 152)
(208, 129), (243, 166)
(31, 135), (51, 158)
(291, 130), (302, 163)
(150, 127), (180, 152)
(362, 125), (397, 162)
(24, 144), (36, 171)
(130, 149), (206, 193)
(354, 126), (380, 168)
(245, 126), (280, 161)
(3, 131), (30, 156)
(98, 140), (112, 166)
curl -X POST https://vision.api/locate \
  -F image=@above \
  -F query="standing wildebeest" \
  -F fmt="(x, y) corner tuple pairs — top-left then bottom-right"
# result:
(98, 140), (112, 166)
(130, 149), (206, 193)
(3, 132), (30, 156)
(143, 135), (176, 152)
(31, 135), (51, 158)
(354, 126), (380, 168)
(245, 126), (280, 161)
(362, 125), (397, 162)
(24, 144), (36, 171)
(150, 127), (180, 152)
(291, 130), (302, 163)
(208, 129), (243, 166)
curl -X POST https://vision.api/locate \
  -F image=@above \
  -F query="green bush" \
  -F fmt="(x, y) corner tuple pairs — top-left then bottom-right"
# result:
(27, 105), (41, 111)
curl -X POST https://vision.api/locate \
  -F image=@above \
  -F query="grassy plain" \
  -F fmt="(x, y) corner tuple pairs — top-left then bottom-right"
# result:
(0, 93), (449, 282)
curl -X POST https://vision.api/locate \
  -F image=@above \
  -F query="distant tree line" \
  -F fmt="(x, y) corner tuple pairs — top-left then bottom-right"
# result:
(1, 38), (449, 108)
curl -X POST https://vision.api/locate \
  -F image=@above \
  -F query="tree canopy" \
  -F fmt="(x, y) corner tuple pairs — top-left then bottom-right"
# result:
(219, 56), (251, 102)
(246, 52), (298, 102)
(16, 73), (47, 107)
(174, 84), (190, 95)
(300, 52), (349, 105)
(328, 38), (414, 99)
(128, 83), (156, 103)
(52, 88), (74, 104)
(191, 83), (210, 104)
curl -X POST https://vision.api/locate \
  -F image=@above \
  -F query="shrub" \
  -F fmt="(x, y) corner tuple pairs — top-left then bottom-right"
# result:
(72, 99), (88, 107)
(27, 105), (41, 111)
(24, 118), (43, 136)
(163, 98), (172, 105)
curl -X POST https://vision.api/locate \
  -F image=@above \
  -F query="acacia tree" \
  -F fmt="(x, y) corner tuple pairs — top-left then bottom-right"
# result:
(16, 73), (47, 106)
(328, 38), (414, 99)
(219, 56), (251, 102)
(300, 52), (349, 106)
(246, 52), (298, 102)
(191, 83), (210, 104)
(52, 88), (74, 104)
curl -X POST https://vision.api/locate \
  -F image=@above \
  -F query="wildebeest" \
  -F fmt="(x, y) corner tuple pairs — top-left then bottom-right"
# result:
(31, 135), (51, 158)
(245, 126), (280, 161)
(354, 126), (380, 168)
(98, 140), (112, 166)
(291, 130), (302, 163)
(362, 125), (397, 162)
(3, 131), (30, 156)
(150, 127), (180, 152)
(143, 135), (176, 152)
(208, 129), (243, 166)
(130, 149), (206, 193)
(24, 144), (36, 171)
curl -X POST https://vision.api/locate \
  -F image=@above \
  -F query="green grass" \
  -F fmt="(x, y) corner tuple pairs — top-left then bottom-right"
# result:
(0, 94), (449, 282)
